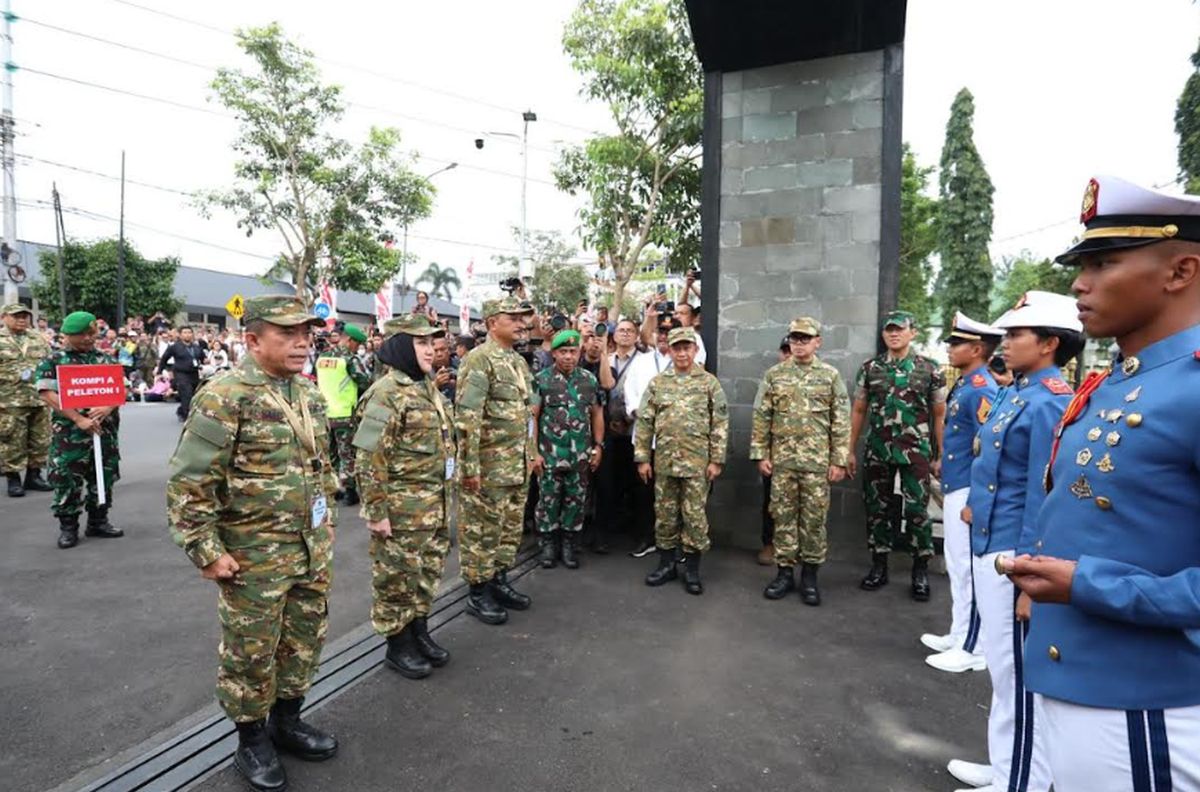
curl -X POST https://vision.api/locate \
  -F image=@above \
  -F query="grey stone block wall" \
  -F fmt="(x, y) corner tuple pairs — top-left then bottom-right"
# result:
(710, 50), (888, 548)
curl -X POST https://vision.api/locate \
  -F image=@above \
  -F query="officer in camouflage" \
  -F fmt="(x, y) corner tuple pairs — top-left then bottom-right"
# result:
(166, 295), (339, 792)
(750, 317), (851, 606)
(353, 314), (455, 681)
(316, 323), (371, 506)
(849, 310), (947, 601)
(635, 326), (728, 595)
(0, 303), (53, 497)
(35, 311), (124, 549)
(455, 295), (536, 624)
(531, 329), (604, 570)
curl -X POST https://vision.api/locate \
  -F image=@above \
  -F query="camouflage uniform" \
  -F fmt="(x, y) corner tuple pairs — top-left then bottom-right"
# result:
(750, 355), (851, 566)
(315, 349), (371, 490)
(35, 347), (121, 516)
(532, 363), (600, 537)
(854, 351), (946, 556)
(454, 332), (536, 584)
(633, 360), (728, 553)
(166, 306), (337, 724)
(0, 320), (51, 475)
(354, 369), (454, 638)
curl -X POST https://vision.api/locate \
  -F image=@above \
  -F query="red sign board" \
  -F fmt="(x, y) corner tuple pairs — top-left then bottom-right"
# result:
(57, 364), (127, 410)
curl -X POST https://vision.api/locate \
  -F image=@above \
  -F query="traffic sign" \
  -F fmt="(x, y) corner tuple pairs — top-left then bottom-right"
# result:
(225, 294), (245, 319)
(313, 302), (331, 319)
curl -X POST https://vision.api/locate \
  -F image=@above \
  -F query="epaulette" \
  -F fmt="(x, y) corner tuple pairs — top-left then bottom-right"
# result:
(970, 373), (987, 388)
(1040, 377), (1072, 396)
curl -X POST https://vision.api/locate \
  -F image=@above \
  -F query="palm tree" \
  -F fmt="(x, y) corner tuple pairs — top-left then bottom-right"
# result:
(417, 262), (461, 300)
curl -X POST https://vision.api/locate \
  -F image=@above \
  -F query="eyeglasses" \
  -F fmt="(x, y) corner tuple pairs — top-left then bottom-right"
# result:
(788, 334), (816, 343)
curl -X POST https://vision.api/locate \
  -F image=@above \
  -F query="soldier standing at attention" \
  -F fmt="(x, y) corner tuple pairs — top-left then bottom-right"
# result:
(0, 303), (53, 497)
(1003, 177), (1200, 790)
(848, 310), (946, 601)
(166, 296), (338, 792)
(455, 295), (536, 625)
(531, 329), (604, 570)
(353, 315), (454, 680)
(750, 317), (850, 606)
(635, 327), (728, 595)
(36, 311), (124, 549)
(316, 323), (371, 506)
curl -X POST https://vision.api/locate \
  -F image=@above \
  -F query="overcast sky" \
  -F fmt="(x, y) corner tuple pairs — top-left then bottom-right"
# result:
(10, 0), (1200, 297)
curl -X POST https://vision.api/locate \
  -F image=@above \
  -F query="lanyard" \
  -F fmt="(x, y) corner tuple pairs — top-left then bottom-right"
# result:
(261, 379), (318, 458)
(426, 377), (452, 451)
(654, 352), (668, 373)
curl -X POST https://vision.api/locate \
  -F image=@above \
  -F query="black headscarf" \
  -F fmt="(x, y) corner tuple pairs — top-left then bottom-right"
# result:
(376, 333), (426, 381)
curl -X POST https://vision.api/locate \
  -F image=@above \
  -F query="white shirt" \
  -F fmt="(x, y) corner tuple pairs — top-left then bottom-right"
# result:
(622, 348), (672, 419)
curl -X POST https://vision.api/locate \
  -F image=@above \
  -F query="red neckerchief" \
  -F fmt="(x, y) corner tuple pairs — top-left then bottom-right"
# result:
(1045, 370), (1109, 491)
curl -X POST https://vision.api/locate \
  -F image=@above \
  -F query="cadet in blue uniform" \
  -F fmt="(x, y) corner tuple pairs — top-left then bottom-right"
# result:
(923, 312), (1000, 675)
(949, 291), (1083, 792)
(1003, 175), (1200, 790)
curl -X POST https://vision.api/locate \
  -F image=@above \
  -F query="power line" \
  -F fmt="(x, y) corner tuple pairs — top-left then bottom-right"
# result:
(17, 154), (198, 197)
(19, 66), (230, 118)
(20, 15), (214, 70)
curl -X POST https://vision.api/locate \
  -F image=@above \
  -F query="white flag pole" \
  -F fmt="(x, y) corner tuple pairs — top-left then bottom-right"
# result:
(93, 432), (106, 505)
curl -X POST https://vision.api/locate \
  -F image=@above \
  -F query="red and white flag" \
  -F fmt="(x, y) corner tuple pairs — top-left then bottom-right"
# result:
(459, 258), (475, 333)
(317, 279), (337, 330)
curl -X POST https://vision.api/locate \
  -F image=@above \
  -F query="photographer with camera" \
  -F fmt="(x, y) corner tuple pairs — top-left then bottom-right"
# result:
(638, 280), (706, 367)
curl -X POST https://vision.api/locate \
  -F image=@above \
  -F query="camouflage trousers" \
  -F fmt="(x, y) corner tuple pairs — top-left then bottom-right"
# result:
(862, 456), (933, 557)
(535, 468), (587, 535)
(770, 469), (831, 566)
(654, 475), (711, 553)
(370, 489), (450, 637)
(217, 538), (330, 723)
(0, 405), (50, 473)
(328, 418), (357, 489)
(458, 483), (525, 584)
(50, 424), (120, 518)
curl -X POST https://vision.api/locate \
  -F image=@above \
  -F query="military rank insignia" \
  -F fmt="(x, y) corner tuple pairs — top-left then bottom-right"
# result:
(1080, 178), (1099, 223)
(976, 397), (992, 424)
(1041, 377), (1072, 396)
(971, 373), (987, 388)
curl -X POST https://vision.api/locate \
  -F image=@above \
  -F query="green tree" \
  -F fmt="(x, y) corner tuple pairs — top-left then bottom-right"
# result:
(899, 144), (938, 337)
(200, 23), (435, 300)
(935, 88), (995, 338)
(33, 239), (183, 324)
(416, 262), (461, 300)
(989, 251), (1076, 316)
(1176, 36), (1200, 194)
(554, 0), (702, 316)
(530, 263), (590, 314)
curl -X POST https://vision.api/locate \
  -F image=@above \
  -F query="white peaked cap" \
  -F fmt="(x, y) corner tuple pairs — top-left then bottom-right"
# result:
(992, 291), (1082, 332)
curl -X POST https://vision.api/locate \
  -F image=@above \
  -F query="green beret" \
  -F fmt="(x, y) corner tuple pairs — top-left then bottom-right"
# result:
(382, 313), (444, 339)
(667, 326), (696, 347)
(551, 329), (581, 350)
(2, 302), (31, 316)
(343, 324), (368, 343)
(243, 295), (323, 327)
(61, 311), (98, 335)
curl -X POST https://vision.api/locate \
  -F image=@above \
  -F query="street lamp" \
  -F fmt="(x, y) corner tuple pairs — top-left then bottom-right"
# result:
(401, 162), (458, 303)
(478, 109), (537, 278)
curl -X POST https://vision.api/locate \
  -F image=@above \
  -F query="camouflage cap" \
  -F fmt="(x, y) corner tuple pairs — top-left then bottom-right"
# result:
(788, 316), (821, 336)
(243, 295), (324, 327)
(882, 309), (916, 329)
(482, 295), (535, 319)
(551, 329), (580, 350)
(667, 326), (696, 347)
(2, 302), (31, 316)
(382, 313), (445, 339)
(343, 324), (368, 343)
(61, 311), (98, 335)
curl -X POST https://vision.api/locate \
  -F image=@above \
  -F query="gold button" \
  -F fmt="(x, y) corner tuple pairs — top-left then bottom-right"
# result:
(1096, 496), (1112, 510)
(1126, 413), (1143, 427)
(1048, 645), (1061, 662)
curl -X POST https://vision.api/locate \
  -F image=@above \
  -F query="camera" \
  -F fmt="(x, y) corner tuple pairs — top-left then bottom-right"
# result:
(499, 276), (522, 294)
(550, 314), (568, 331)
(688, 267), (701, 279)
(595, 322), (608, 337)
(654, 300), (675, 316)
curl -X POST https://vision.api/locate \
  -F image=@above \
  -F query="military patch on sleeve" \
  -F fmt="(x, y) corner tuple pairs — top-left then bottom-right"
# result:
(188, 412), (233, 449)
(352, 402), (393, 452)
(1040, 377), (1073, 395)
(457, 369), (488, 411)
(976, 396), (992, 424)
(971, 373), (987, 388)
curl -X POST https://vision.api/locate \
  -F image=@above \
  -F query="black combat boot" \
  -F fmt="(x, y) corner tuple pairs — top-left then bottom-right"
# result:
(411, 617), (449, 667)
(84, 506), (124, 538)
(384, 624), (432, 679)
(911, 555), (931, 602)
(24, 468), (52, 492)
(560, 533), (580, 569)
(763, 566), (795, 600)
(860, 552), (889, 590)
(234, 719), (287, 791)
(644, 547), (678, 586)
(539, 534), (559, 569)
(268, 696), (338, 761)
(490, 569), (531, 610)
(57, 515), (79, 549)
(342, 485), (359, 507)
(466, 581), (509, 625)
(682, 552), (704, 595)
(799, 562), (821, 606)
(6, 472), (24, 497)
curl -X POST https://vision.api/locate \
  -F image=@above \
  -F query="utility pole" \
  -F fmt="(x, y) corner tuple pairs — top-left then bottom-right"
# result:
(519, 110), (536, 280)
(400, 162), (457, 306)
(116, 151), (126, 326)
(1, 0), (17, 305)
(52, 184), (67, 316)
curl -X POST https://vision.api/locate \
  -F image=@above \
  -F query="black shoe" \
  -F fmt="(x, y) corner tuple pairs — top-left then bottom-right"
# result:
(630, 540), (657, 558)
(84, 508), (124, 539)
(683, 552), (704, 595)
(24, 468), (52, 492)
(334, 489), (345, 503)
(411, 617), (449, 667)
(644, 548), (678, 586)
(763, 566), (794, 600)
(860, 552), (889, 590)
(561, 533), (580, 569)
(491, 569), (531, 610)
(539, 535), (558, 569)
(799, 562), (821, 606)
(384, 624), (433, 679)
(342, 487), (359, 507)
(267, 696), (338, 761)
(234, 720), (287, 791)
(911, 555), (931, 602)
(57, 515), (79, 549)
(466, 581), (509, 625)
(6, 472), (24, 497)
(177, 413), (186, 423)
